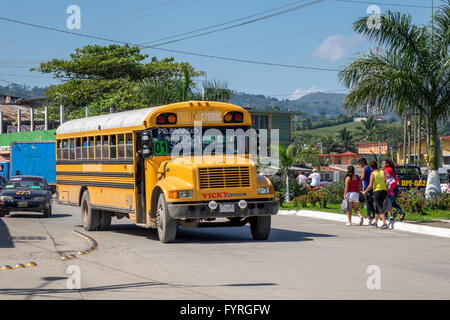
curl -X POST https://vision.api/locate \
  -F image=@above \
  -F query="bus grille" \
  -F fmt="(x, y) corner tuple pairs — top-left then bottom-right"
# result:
(198, 166), (251, 189)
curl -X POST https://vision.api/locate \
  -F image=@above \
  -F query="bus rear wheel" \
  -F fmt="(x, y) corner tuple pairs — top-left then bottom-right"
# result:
(99, 211), (112, 230)
(249, 216), (271, 240)
(156, 193), (176, 243)
(81, 191), (100, 231)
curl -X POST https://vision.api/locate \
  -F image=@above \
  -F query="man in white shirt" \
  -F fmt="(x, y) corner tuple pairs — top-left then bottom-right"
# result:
(297, 171), (308, 186)
(309, 169), (321, 187)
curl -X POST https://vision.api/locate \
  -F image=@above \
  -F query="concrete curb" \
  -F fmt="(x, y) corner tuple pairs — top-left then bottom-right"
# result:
(278, 209), (450, 239)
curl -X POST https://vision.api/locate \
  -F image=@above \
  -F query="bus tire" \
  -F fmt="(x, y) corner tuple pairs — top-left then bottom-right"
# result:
(81, 191), (100, 231)
(156, 193), (176, 243)
(250, 216), (271, 240)
(0, 210), (6, 217)
(43, 205), (52, 218)
(99, 211), (112, 231)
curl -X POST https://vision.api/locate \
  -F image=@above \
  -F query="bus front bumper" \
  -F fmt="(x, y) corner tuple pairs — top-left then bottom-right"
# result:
(167, 199), (279, 219)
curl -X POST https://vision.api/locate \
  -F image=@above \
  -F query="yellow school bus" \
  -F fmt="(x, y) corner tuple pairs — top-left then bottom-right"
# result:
(55, 101), (278, 242)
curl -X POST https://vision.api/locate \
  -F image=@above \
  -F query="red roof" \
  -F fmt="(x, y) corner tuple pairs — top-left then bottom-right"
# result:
(319, 151), (358, 157)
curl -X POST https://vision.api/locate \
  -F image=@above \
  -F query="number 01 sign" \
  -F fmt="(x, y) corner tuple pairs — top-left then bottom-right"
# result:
(153, 141), (169, 155)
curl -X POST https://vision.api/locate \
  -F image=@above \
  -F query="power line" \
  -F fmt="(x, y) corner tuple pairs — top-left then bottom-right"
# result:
(143, 0), (315, 45)
(333, 0), (432, 9)
(148, 0), (325, 47)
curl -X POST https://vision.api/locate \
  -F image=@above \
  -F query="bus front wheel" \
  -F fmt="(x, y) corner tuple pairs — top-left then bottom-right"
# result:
(249, 216), (271, 240)
(156, 193), (177, 243)
(81, 191), (100, 231)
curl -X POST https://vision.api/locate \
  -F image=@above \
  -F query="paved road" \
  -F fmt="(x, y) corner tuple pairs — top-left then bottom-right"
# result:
(1, 203), (450, 300)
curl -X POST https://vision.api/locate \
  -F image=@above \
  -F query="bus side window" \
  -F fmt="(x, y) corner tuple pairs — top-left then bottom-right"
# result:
(69, 139), (75, 160)
(102, 135), (109, 159)
(82, 138), (88, 159)
(126, 133), (133, 159)
(76, 138), (81, 159)
(62, 140), (69, 160)
(56, 140), (62, 160)
(110, 135), (117, 159)
(118, 134), (125, 159)
(89, 137), (94, 159)
(95, 136), (101, 160)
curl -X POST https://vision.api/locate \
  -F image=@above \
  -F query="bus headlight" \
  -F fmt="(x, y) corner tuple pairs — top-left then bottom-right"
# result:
(257, 186), (271, 195)
(34, 196), (47, 201)
(169, 190), (193, 199)
(1, 196), (13, 201)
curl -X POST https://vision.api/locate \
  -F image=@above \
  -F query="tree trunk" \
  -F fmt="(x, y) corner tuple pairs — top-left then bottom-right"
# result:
(425, 119), (441, 196)
(285, 174), (290, 203)
(417, 115), (422, 167)
(403, 112), (407, 164)
(407, 115), (411, 164)
(413, 115), (417, 164)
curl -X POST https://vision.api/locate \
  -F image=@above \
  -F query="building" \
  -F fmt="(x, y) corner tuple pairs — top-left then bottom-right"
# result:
(396, 136), (450, 171)
(319, 151), (359, 166)
(247, 108), (299, 147)
(357, 141), (389, 156)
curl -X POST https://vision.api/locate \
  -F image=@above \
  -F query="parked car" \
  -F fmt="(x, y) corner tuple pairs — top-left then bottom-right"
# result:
(0, 176), (56, 218)
(0, 176), (7, 192)
(395, 165), (427, 192)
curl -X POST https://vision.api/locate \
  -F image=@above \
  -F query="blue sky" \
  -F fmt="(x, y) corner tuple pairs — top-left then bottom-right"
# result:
(0, 0), (438, 99)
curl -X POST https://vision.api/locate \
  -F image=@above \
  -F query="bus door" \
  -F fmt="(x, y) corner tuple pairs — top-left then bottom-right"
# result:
(135, 132), (147, 224)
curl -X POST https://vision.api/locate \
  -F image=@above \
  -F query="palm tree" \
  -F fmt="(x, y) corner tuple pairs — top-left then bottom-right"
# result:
(358, 116), (378, 141)
(319, 135), (340, 154)
(336, 127), (356, 152)
(339, 5), (450, 195)
(278, 143), (321, 202)
(278, 144), (296, 203)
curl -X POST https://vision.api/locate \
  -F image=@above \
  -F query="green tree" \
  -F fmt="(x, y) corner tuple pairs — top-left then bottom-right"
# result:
(339, 6), (450, 194)
(278, 143), (321, 202)
(336, 127), (356, 152)
(357, 116), (378, 142)
(319, 135), (340, 154)
(202, 79), (232, 102)
(33, 44), (202, 120)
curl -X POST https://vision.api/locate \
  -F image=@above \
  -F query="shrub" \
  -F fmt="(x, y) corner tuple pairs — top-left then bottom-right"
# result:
(275, 191), (284, 206)
(321, 181), (345, 204)
(293, 195), (308, 208)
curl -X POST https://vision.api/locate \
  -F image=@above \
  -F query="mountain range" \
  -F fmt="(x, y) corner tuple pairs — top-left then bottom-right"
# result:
(230, 91), (349, 116)
(0, 84), (350, 117)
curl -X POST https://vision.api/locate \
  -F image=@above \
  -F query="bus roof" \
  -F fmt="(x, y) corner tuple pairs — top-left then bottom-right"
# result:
(56, 106), (158, 135)
(56, 101), (249, 135)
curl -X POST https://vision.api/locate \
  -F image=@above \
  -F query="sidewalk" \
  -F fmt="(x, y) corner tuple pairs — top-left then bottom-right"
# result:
(278, 209), (450, 239)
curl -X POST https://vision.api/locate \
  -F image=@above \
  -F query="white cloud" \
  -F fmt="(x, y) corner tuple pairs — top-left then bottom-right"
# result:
(311, 35), (364, 62)
(289, 85), (325, 100)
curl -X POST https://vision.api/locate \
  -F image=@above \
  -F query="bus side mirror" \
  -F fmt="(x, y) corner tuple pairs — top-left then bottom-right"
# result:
(49, 185), (57, 195)
(142, 130), (153, 159)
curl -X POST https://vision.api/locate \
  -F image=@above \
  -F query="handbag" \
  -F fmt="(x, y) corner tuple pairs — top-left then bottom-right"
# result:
(341, 199), (349, 213)
(359, 192), (365, 203)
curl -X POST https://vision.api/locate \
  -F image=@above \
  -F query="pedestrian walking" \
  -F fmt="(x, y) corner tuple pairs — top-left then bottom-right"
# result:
(343, 166), (363, 226)
(383, 159), (405, 221)
(358, 158), (375, 224)
(362, 160), (389, 229)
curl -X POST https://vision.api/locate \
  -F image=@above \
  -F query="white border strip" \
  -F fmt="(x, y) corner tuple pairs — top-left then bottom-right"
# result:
(278, 209), (450, 239)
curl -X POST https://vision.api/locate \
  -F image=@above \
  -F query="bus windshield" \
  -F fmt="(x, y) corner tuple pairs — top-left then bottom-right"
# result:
(151, 126), (252, 157)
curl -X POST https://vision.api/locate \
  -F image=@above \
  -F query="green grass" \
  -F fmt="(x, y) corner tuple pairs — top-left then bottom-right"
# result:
(296, 121), (403, 138)
(297, 121), (363, 137)
(280, 202), (450, 223)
